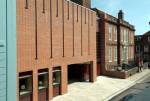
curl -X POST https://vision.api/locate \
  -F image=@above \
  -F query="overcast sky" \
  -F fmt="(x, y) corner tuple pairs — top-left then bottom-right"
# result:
(92, 0), (150, 35)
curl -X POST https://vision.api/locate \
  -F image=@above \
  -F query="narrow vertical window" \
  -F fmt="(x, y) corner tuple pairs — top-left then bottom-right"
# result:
(109, 25), (112, 40)
(72, 3), (75, 56)
(88, 10), (90, 55)
(81, 7), (83, 56)
(77, 5), (78, 22)
(114, 27), (117, 41)
(56, 0), (58, 17)
(42, 0), (45, 13)
(67, 1), (69, 20)
(109, 47), (112, 62)
(25, 0), (28, 9)
(85, 8), (86, 24)
(114, 47), (117, 61)
(91, 12), (93, 26)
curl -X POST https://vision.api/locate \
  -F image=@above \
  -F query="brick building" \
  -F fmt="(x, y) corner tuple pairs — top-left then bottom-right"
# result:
(70, 0), (91, 8)
(93, 8), (135, 78)
(135, 31), (150, 62)
(142, 31), (150, 62)
(17, 0), (97, 101)
(135, 35), (143, 62)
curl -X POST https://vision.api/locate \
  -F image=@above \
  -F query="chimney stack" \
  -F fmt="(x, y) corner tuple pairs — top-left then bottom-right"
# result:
(118, 10), (124, 20)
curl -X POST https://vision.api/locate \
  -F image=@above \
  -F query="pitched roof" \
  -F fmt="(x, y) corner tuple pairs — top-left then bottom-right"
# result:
(143, 30), (150, 36)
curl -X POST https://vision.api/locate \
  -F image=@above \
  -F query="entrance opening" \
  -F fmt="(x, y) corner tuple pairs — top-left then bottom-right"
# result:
(38, 69), (48, 101)
(52, 67), (61, 97)
(68, 62), (92, 84)
(19, 71), (33, 101)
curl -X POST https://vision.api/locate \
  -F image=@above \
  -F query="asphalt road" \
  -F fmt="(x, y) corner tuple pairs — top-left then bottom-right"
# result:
(110, 73), (150, 101)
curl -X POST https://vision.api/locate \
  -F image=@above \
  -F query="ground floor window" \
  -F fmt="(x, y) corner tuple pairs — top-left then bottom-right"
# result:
(53, 67), (61, 97)
(19, 71), (33, 101)
(38, 69), (49, 101)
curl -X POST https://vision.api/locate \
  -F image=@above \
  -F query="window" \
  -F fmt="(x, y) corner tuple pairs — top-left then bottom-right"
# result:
(53, 67), (61, 86)
(121, 29), (123, 42)
(126, 47), (128, 59)
(109, 25), (112, 40)
(19, 75), (32, 96)
(53, 67), (61, 97)
(144, 45), (148, 52)
(42, 0), (45, 13)
(114, 47), (117, 61)
(38, 72), (48, 90)
(124, 29), (128, 42)
(109, 47), (112, 62)
(25, 0), (29, 9)
(123, 29), (126, 42)
(126, 30), (128, 42)
(136, 45), (140, 52)
(122, 48), (124, 60)
(114, 27), (117, 41)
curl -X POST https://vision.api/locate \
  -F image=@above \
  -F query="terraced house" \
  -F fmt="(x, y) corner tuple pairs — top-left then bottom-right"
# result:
(93, 8), (135, 78)
(135, 31), (150, 63)
(17, 0), (96, 101)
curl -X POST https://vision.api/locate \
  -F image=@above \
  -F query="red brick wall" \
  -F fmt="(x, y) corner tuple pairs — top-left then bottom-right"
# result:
(94, 9), (135, 75)
(17, 0), (96, 72)
(17, 0), (96, 100)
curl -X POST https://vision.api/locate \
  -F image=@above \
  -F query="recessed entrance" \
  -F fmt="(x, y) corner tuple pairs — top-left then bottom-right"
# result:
(68, 62), (92, 84)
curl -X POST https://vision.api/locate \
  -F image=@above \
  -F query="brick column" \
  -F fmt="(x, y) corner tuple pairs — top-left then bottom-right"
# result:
(90, 61), (97, 82)
(61, 64), (68, 95)
(33, 70), (38, 101)
(48, 67), (53, 100)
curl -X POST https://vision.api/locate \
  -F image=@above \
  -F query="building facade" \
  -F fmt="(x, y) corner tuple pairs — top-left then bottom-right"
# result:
(93, 8), (135, 76)
(142, 31), (150, 62)
(0, 0), (16, 101)
(135, 35), (143, 62)
(17, 0), (96, 101)
(135, 31), (150, 62)
(70, 0), (91, 8)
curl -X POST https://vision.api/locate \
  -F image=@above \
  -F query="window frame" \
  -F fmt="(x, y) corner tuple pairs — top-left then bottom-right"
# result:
(109, 47), (112, 62)
(108, 24), (112, 41)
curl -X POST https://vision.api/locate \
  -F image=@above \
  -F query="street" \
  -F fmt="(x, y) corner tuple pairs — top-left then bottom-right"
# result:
(110, 72), (150, 101)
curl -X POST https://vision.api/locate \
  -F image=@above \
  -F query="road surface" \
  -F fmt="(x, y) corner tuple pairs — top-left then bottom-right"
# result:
(110, 72), (150, 101)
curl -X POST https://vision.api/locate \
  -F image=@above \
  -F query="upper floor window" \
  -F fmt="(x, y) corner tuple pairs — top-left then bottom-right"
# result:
(114, 27), (117, 41)
(136, 45), (140, 52)
(124, 29), (128, 42)
(144, 45), (149, 52)
(25, 0), (29, 9)
(109, 25), (112, 40)
(121, 29), (123, 42)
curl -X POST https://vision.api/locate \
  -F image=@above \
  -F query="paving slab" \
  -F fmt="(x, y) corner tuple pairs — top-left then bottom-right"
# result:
(52, 69), (150, 101)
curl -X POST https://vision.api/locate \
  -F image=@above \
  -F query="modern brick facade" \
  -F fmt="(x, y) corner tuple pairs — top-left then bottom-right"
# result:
(93, 8), (135, 76)
(17, 0), (96, 101)
(70, 0), (91, 8)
